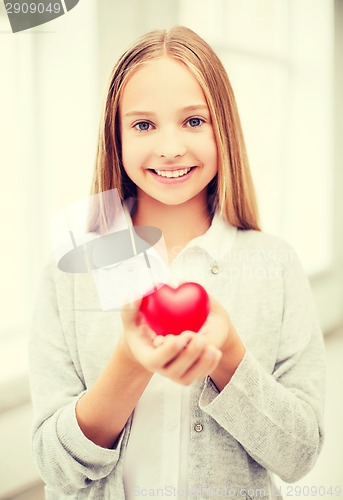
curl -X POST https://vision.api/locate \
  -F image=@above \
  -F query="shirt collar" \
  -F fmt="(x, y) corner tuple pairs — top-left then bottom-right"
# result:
(124, 198), (237, 263)
(180, 212), (237, 262)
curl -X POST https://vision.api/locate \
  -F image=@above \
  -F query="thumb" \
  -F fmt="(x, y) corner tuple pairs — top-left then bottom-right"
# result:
(121, 298), (142, 328)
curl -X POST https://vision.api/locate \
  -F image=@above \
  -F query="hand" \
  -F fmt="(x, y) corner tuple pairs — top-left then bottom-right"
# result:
(121, 299), (192, 372)
(199, 296), (246, 391)
(151, 294), (235, 385)
(151, 295), (245, 391)
(121, 300), (222, 386)
(196, 295), (234, 353)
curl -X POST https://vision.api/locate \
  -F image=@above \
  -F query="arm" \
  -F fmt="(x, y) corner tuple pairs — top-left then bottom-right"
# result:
(199, 249), (326, 483)
(29, 264), (152, 495)
(75, 338), (152, 449)
(75, 299), (220, 448)
(29, 264), (212, 494)
(209, 327), (246, 391)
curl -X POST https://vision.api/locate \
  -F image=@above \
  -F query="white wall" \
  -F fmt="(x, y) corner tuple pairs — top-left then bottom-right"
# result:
(313, 0), (343, 334)
(0, 1), (100, 496)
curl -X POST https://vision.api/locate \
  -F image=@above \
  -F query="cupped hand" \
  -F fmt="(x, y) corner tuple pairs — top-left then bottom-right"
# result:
(196, 295), (234, 351)
(121, 299), (223, 386)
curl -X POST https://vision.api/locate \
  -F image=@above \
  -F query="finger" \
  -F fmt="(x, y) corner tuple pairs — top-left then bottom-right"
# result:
(152, 335), (166, 347)
(152, 331), (194, 348)
(147, 332), (194, 370)
(207, 294), (222, 311)
(121, 298), (143, 327)
(122, 297), (142, 311)
(179, 346), (222, 385)
(162, 334), (209, 377)
(152, 332), (192, 348)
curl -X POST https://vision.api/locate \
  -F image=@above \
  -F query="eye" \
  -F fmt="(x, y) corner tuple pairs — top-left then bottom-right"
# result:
(134, 121), (153, 132)
(186, 117), (205, 128)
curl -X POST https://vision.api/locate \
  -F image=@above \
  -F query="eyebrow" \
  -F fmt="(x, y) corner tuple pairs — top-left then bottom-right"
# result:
(123, 104), (209, 118)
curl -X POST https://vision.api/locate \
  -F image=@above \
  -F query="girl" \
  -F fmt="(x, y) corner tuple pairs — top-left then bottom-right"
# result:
(29, 27), (326, 499)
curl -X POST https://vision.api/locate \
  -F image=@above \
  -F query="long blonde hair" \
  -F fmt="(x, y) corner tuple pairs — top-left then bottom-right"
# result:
(89, 26), (260, 232)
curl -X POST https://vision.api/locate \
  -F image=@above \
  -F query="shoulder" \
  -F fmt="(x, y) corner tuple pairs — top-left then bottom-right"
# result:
(235, 228), (293, 252)
(233, 230), (314, 304)
(233, 229), (299, 267)
(38, 257), (74, 290)
(36, 257), (102, 315)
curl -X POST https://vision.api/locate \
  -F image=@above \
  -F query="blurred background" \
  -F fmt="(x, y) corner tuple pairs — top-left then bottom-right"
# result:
(0, 0), (342, 498)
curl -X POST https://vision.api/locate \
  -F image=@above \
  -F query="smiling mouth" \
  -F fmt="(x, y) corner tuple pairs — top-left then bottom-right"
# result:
(149, 167), (195, 178)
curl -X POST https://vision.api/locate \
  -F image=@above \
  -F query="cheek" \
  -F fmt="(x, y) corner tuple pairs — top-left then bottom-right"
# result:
(120, 132), (130, 167)
(121, 143), (139, 175)
(121, 135), (151, 170)
(194, 134), (218, 171)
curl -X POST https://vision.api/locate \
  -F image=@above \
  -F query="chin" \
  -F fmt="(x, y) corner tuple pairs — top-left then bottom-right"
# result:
(152, 193), (197, 206)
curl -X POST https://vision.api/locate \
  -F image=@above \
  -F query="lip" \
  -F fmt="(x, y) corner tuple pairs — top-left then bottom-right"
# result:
(146, 165), (195, 172)
(147, 166), (197, 184)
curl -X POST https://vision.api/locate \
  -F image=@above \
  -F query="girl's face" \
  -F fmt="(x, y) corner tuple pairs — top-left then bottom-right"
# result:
(120, 56), (218, 208)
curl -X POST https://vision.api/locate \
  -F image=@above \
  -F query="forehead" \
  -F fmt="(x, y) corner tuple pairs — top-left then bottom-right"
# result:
(120, 56), (208, 112)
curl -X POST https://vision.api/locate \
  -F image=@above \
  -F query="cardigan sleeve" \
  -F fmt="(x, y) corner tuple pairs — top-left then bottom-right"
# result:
(28, 263), (128, 495)
(198, 248), (326, 483)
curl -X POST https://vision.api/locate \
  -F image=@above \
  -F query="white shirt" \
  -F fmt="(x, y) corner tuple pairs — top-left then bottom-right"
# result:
(122, 214), (237, 499)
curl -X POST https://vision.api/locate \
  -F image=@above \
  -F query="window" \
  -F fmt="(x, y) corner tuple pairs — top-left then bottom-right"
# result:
(0, 11), (35, 338)
(178, 0), (334, 275)
(0, 1), (98, 342)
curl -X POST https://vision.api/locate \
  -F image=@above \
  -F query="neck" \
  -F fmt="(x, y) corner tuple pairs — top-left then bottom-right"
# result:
(131, 191), (212, 262)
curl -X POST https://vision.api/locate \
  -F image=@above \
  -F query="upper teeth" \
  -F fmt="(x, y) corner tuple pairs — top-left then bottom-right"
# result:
(154, 167), (192, 178)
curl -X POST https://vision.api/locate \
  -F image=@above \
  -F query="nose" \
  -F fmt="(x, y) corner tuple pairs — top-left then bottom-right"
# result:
(154, 128), (186, 159)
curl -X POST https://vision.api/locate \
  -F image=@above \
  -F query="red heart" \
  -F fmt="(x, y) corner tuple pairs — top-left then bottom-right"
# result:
(140, 282), (210, 336)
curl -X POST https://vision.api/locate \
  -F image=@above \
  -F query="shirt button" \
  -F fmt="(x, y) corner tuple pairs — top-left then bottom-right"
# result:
(194, 423), (203, 432)
(211, 264), (219, 274)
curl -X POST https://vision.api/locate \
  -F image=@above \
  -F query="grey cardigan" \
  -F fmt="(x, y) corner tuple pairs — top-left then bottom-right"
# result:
(28, 228), (326, 499)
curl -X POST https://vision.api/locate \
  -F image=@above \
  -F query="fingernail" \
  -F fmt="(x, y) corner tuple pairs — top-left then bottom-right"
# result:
(154, 336), (165, 347)
(177, 338), (188, 349)
(206, 347), (221, 359)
